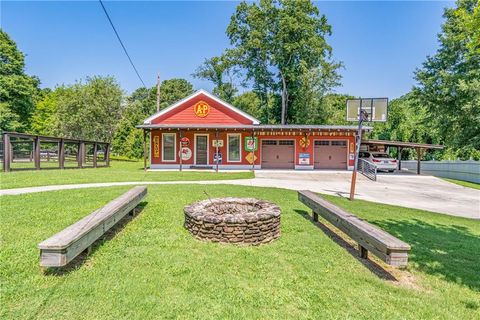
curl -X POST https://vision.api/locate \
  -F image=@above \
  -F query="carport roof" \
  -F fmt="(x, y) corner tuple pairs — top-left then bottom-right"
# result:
(136, 124), (372, 131)
(362, 139), (444, 149)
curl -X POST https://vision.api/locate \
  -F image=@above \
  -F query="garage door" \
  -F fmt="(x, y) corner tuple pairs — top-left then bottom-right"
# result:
(261, 140), (295, 169)
(314, 140), (347, 169)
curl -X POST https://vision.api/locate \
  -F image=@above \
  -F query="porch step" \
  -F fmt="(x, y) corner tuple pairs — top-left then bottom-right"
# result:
(190, 165), (214, 170)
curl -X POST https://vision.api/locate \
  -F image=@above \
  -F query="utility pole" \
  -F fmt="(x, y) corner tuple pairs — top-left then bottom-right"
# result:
(156, 73), (161, 112)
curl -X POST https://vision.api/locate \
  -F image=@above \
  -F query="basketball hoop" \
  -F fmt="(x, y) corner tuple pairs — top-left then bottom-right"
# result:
(347, 98), (389, 200)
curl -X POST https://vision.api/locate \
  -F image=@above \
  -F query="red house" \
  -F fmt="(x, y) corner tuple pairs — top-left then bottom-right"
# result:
(138, 89), (370, 170)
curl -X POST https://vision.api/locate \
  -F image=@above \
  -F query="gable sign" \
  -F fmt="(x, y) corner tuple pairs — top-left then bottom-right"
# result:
(193, 101), (210, 118)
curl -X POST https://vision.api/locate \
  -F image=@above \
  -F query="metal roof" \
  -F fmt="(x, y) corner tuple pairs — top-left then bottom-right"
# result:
(362, 139), (444, 149)
(136, 124), (372, 131)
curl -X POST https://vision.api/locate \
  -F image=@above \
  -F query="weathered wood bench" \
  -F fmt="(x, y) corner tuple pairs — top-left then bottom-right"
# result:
(298, 190), (410, 267)
(38, 186), (147, 267)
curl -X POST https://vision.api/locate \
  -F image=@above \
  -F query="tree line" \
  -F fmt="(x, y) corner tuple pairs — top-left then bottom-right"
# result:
(1, 0), (478, 160)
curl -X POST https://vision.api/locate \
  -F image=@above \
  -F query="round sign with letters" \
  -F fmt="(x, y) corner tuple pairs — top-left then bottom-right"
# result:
(179, 147), (192, 161)
(193, 101), (210, 118)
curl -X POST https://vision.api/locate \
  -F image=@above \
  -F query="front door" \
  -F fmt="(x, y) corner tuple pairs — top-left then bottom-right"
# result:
(195, 135), (208, 165)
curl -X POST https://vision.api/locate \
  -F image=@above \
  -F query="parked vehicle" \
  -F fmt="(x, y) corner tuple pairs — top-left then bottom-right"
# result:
(359, 152), (397, 172)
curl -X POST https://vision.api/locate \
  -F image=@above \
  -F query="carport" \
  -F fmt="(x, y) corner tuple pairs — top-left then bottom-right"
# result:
(361, 139), (444, 174)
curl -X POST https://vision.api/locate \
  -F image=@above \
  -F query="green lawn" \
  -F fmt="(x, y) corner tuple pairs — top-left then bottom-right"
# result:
(442, 178), (480, 190)
(1, 185), (479, 319)
(0, 161), (254, 189)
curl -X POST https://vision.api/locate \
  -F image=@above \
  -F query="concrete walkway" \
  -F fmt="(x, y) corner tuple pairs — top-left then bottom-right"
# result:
(1, 171), (479, 219)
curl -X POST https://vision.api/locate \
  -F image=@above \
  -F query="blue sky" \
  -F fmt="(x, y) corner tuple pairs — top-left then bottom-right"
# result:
(1, 1), (453, 99)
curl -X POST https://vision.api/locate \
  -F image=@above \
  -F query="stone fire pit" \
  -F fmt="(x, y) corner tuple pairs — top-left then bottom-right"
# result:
(184, 197), (281, 245)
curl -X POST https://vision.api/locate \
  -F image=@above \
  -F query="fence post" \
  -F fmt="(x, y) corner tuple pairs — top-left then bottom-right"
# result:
(105, 143), (110, 167)
(93, 143), (97, 168)
(78, 142), (84, 168)
(34, 136), (41, 170)
(3, 133), (11, 172)
(59, 139), (65, 169)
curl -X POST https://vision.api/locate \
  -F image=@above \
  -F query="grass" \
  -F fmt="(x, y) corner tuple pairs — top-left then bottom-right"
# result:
(442, 178), (480, 190)
(1, 185), (479, 319)
(0, 161), (254, 189)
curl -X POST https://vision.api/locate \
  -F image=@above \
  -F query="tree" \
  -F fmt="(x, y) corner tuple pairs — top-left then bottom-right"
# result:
(31, 88), (60, 135)
(232, 91), (263, 120)
(0, 30), (40, 132)
(225, 0), (341, 124)
(112, 79), (194, 158)
(414, 0), (480, 152)
(55, 76), (123, 142)
(193, 54), (238, 103)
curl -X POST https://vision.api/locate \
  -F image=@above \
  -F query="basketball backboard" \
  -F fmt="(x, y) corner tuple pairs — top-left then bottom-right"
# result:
(346, 98), (388, 122)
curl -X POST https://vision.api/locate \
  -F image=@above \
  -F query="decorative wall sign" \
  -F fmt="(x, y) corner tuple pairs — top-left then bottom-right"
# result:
(193, 101), (210, 117)
(244, 136), (258, 151)
(299, 136), (310, 148)
(153, 135), (160, 158)
(245, 153), (257, 164)
(299, 153), (310, 165)
(213, 152), (222, 163)
(212, 139), (224, 147)
(179, 147), (192, 161)
(181, 137), (190, 147)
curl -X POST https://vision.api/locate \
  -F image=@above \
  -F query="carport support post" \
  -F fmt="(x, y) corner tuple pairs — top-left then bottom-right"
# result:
(416, 147), (422, 175)
(397, 147), (402, 171)
(215, 130), (219, 172)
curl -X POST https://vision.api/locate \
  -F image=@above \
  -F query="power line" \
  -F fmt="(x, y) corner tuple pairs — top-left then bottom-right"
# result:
(98, 0), (147, 88)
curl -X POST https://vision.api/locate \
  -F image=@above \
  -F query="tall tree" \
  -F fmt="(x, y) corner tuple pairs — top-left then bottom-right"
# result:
(112, 78), (194, 158)
(193, 54), (239, 103)
(55, 76), (123, 142)
(414, 0), (480, 153)
(226, 0), (341, 124)
(0, 30), (40, 132)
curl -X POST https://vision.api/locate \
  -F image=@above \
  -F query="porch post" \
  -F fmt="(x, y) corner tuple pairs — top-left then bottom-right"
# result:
(215, 130), (219, 173)
(143, 129), (147, 172)
(179, 130), (183, 172)
(251, 130), (255, 171)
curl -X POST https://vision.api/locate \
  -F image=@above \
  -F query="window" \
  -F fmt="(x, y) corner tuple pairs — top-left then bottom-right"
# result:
(227, 134), (241, 162)
(279, 140), (294, 145)
(263, 140), (277, 145)
(162, 133), (176, 161)
(315, 140), (330, 146)
(331, 140), (347, 146)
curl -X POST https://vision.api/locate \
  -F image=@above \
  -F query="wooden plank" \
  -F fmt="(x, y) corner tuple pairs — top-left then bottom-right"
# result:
(298, 190), (410, 266)
(38, 186), (147, 267)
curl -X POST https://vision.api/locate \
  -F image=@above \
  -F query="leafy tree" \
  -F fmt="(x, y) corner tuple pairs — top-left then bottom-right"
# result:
(0, 30), (40, 132)
(112, 79), (194, 158)
(31, 88), (60, 135)
(193, 55), (238, 103)
(414, 0), (480, 152)
(55, 76), (123, 142)
(225, 0), (341, 124)
(232, 91), (263, 120)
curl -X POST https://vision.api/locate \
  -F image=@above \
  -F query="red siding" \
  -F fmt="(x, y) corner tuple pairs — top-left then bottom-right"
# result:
(151, 130), (356, 167)
(151, 93), (254, 125)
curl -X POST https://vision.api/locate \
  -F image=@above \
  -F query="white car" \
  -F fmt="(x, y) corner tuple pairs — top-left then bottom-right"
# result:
(359, 152), (397, 172)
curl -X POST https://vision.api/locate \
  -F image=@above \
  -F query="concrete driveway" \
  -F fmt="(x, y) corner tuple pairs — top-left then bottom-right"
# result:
(1, 170), (478, 219)
(246, 171), (480, 219)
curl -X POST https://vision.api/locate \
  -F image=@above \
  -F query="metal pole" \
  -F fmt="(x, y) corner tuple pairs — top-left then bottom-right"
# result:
(215, 130), (219, 173)
(349, 103), (365, 201)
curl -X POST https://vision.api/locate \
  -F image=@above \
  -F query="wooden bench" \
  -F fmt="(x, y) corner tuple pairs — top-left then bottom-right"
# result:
(298, 190), (410, 267)
(38, 186), (147, 267)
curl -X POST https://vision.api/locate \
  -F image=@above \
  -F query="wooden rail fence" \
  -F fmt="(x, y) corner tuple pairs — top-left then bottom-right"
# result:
(1, 132), (110, 172)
